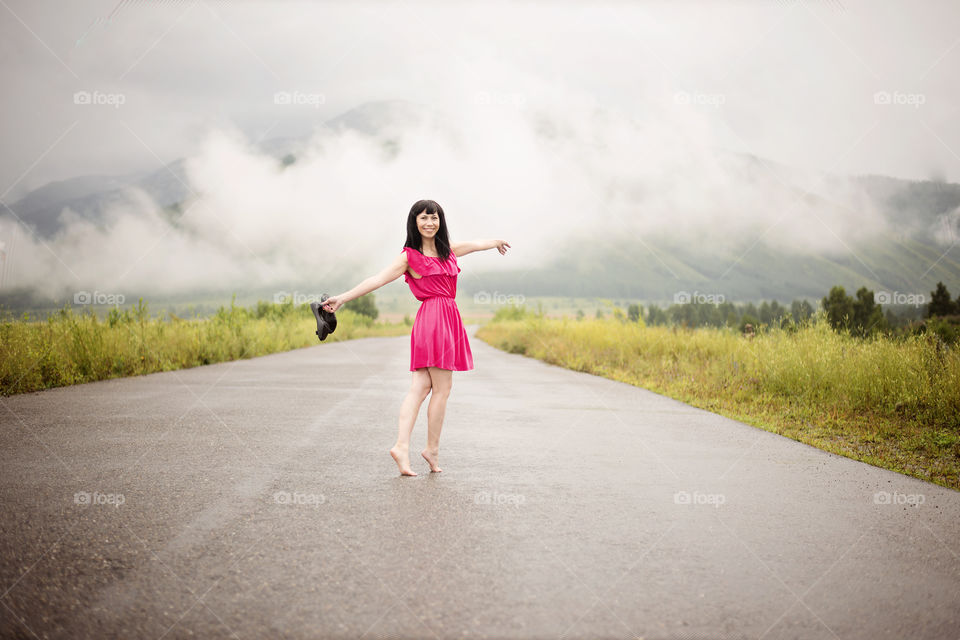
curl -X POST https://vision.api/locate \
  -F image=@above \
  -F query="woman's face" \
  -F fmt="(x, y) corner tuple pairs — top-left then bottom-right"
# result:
(416, 210), (439, 239)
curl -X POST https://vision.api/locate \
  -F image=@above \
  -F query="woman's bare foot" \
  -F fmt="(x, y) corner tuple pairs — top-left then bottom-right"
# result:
(421, 448), (442, 473)
(390, 445), (417, 476)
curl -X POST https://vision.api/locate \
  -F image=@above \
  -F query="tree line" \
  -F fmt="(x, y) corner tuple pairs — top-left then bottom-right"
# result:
(596, 281), (960, 343)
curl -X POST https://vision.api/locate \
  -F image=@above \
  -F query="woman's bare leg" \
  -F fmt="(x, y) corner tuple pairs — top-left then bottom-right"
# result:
(422, 366), (452, 472)
(390, 368), (432, 476)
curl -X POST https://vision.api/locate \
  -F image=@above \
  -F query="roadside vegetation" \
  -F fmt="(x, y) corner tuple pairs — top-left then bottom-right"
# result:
(476, 284), (960, 491)
(5, 281), (959, 490)
(0, 295), (410, 396)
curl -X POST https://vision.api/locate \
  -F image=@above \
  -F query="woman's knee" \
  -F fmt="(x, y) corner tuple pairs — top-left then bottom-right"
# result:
(412, 369), (432, 396)
(427, 368), (452, 393)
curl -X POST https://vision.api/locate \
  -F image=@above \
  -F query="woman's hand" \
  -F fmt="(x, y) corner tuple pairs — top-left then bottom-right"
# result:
(494, 240), (511, 255)
(321, 295), (345, 313)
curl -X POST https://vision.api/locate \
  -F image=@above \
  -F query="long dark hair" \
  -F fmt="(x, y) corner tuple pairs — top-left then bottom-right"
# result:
(403, 199), (452, 261)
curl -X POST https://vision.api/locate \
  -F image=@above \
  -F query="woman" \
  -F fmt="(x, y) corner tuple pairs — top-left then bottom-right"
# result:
(320, 199), (510, 476)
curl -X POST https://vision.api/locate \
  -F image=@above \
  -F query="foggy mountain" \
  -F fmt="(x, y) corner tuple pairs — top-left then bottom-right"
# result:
(4, 101), (436, 239)
(1, 99), (958, 310)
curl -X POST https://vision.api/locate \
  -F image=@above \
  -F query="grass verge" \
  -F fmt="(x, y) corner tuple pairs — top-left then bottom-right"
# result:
(1, 298), (411, 396)
(476, 309), (960, 491)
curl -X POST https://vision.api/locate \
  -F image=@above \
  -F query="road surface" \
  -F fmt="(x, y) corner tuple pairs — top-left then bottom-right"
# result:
(1, 325), (958, 639)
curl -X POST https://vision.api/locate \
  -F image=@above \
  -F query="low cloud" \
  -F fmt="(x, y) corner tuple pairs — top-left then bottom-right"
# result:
(1, 84), (898, 301)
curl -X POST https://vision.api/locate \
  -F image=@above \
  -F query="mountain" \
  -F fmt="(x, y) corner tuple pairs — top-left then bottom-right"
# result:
(1, 100), (451, 239)
(463, 231), (958, 304)
(1, 99), (958, 309)
(854, 174), (960, 244)
(460, 163), (960, 303)
(2, 171), (147, 236)
(3, 160), (190, 238)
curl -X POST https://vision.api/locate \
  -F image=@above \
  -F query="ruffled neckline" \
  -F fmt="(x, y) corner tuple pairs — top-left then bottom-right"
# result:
(402, 246), (461, 277)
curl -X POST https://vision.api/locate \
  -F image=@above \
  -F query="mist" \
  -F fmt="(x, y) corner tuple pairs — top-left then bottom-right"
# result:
(2, 89), (906, 300)
(1, 0), (958, 302)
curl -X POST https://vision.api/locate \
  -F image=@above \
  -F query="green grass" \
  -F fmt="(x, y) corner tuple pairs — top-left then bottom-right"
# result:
(476, 307), (960, 491)
(1, 298), (411, 396)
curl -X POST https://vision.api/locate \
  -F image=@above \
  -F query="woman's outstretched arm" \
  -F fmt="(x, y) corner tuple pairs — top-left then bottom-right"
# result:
(451, 239), (511, 258)
(321, 251), (408, 313)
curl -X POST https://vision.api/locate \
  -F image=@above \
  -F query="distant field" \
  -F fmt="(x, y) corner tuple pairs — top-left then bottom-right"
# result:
(0, 299), (410, 396)
(476, 308), (960, 491)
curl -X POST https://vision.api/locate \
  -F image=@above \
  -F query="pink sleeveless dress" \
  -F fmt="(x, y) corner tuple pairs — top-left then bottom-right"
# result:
(402, 246), (474, 372)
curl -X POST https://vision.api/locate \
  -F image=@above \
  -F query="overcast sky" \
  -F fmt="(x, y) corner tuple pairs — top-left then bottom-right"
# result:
(1, 0), (958, 198)
(0, 0), (958, 300)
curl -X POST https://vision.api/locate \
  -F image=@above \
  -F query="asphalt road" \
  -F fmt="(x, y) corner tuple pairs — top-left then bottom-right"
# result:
(1, 325), (958, 640)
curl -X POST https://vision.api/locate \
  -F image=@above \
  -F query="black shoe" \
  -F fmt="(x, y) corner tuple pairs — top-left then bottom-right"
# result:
(310, 295), (338, 341)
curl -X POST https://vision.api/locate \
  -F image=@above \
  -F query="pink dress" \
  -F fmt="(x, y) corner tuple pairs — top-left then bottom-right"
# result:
(402, 246), (474, 372)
